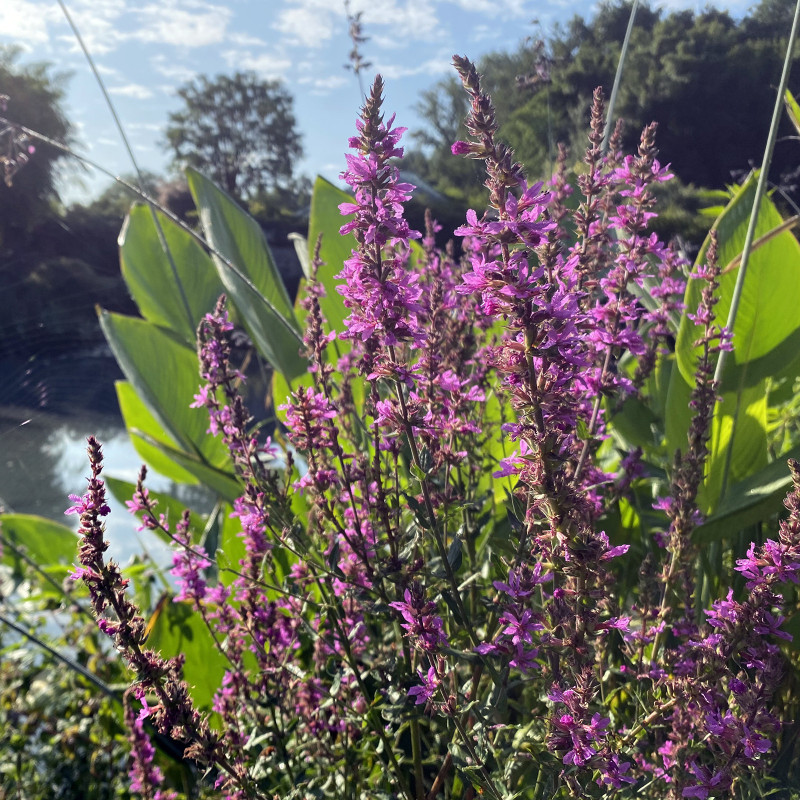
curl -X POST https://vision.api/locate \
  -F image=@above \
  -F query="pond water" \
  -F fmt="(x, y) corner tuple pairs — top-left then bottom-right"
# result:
(0, 347), (190, 566)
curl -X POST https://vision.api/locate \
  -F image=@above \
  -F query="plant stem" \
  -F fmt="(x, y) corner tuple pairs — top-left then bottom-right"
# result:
(0, 611), (119, 702)
(0, 116), (305, 349)
(714, 0), (800, 500)
(56, 0), (195, 334)
(602, 0), (639, 155)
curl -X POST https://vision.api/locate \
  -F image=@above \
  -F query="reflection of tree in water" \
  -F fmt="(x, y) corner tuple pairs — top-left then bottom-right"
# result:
(0, 405), (122, 522)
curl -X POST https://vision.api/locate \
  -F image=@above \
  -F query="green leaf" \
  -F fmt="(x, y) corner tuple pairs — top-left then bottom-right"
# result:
(703, 385), (768, 512)
(100, 312), (230, 470)
(694, 445), (800, 544)
(667, 173), (800, 512)
(119, 204), (224, 347)
(116, 381), (200, 486)
(608, 394), (659, 452)
(665, 358), (768, 514)
(785, 88), (800, 138)
(0, 514), (78, 570)
(675, 174), (800, 393)
(306, 177), (355, 340)
(480, 387), (513, 504)
(131, 432), (241, 503)
(186, 168), (306, 380)
(446, 536), (463, 573)
(214, 501), (248, 586)
(145, 596), (228, 712)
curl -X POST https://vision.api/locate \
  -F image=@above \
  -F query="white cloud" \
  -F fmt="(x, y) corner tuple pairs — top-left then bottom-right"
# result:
(226, 31), (267, 47)
(221, 50), (292, 78)
(94, 63), (121, 77)
(275, 0), (442, 48)
(56, 0), (128, 56)
(109, 83), (154, 99)
(133, 3), (232, 48)
(344, 0), (441, 40)
(298, 74), (349, 92)
(0, 1), (61, 47)
(150, 54), (197, 83)
(444, 0), (528, 15)
(370, 33), (406, 51)
(376, 54), (452, 79)
(128, 121), (163, 132)
(273, 3), (337, 48)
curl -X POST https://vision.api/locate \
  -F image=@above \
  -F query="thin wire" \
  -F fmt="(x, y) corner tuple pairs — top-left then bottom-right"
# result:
(57, 0), (195, 333)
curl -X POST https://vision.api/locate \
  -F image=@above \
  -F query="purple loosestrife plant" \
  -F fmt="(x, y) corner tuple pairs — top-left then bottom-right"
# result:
(70, 64), (800, 800)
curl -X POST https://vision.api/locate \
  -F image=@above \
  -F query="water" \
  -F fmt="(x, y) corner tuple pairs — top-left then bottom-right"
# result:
(0, 347), (193, 566)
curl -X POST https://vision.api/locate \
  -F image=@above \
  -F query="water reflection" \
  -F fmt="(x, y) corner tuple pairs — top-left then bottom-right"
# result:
(0, 349), (211, 567)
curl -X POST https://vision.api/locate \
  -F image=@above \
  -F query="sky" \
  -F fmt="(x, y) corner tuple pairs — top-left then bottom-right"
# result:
(2, 0), (755, 204)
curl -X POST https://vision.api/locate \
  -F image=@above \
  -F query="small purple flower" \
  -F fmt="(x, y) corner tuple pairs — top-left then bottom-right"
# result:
(408, 665), (440, 705)
(389, 583), (449, 652)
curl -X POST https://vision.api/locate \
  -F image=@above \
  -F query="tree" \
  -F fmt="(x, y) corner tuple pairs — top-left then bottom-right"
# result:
(0, 46), (75, 246)
(408, 0), (800, 203)
(164, 72), (303, 201)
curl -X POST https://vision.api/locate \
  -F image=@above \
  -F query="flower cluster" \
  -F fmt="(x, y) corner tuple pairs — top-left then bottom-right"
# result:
(66, 61), (800, 800)
(68, 438), (231, 789)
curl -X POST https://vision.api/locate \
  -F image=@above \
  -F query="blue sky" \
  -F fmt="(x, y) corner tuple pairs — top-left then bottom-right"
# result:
(3, 0), (753, 204)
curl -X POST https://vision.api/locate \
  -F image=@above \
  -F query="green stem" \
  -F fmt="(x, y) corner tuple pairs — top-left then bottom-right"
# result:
(0, 532), (94, 622)
(714, 0), (800, 390)
(412, 717), (425, 800)
(311, 568), (415, 800)
(714, 0), (800, 500)
(56, 0), (195, 335)
(602, 0), (640, 155)
(0, 611), (118, 702)
(0, 116), (305, 349)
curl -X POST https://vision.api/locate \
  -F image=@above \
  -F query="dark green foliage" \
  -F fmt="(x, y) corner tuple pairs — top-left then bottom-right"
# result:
(85, 170), (163, 220)
(0, 656), (128, 800)
(409, 0), (800, 201)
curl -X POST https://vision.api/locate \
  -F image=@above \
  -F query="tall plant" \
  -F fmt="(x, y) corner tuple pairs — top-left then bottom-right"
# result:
(58, 61), (800, 799)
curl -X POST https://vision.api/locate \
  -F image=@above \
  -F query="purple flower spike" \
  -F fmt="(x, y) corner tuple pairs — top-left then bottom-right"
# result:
(336, 75), (424, 351)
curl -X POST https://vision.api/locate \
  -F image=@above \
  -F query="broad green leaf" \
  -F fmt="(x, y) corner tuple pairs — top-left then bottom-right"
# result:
(131, 432), (241, 503)
(100, 311), (230, 471)
(119, 204), (224, 346)
(694, 444), (800, 544)
(186, 168), (306, 380)
(145, 596), (228, 712)
(667, 174), (800, 512)
(608, 394), (659, 453)
(675, 174), (800, 392)
(216, 502), (246, 587)
(481, 387), (514, 504)
(0, 514), (78, 570)
(702, 384), (768, 512)
(665, 359), (768, 514)
(116, 381), (200, 486)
